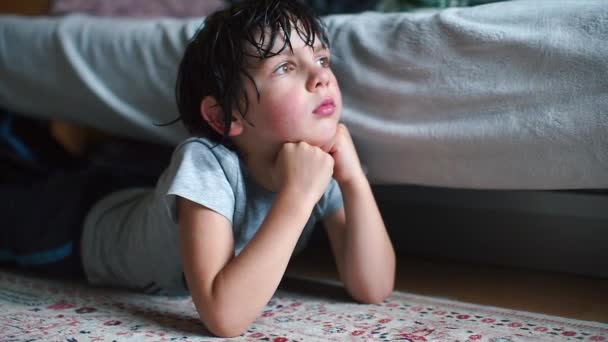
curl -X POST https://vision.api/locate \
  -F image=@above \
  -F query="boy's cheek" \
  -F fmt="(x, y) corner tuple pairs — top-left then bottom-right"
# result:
(268, 99), (302, 123)
(266, 106), (302, 137)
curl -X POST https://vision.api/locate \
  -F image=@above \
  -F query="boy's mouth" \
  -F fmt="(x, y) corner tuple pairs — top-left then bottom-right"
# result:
(313, 98), (336, 117)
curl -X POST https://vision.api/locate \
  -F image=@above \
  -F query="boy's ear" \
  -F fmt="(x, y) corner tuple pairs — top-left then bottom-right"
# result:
(200, 96), (243, 137)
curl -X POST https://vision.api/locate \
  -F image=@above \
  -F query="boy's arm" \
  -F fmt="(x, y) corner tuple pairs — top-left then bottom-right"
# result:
(179, 142), (334, 338)
(179, 195), (313, 337)
(323, 124), (396, 304)
(323, 178), (396, 304)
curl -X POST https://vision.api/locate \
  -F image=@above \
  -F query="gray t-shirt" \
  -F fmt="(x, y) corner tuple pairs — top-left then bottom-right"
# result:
(81, 137), (343, 296)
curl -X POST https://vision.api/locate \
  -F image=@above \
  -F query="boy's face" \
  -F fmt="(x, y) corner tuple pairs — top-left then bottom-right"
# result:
(238, 28), (342, 153)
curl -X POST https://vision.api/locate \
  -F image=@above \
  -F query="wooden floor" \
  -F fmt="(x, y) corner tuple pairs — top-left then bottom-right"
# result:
(286, 246), (608, 324)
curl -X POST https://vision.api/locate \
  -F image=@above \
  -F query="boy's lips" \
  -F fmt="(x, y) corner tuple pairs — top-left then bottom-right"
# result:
(313, 98), (336, 116)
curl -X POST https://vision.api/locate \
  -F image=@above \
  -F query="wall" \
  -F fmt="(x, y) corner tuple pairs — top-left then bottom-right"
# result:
(0, 2), (49, 15)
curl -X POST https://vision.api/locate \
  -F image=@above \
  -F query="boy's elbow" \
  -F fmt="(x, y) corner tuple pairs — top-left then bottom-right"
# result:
(349, 280), (394, 304)
(202, 310), (251, 338)
(206, 322), (248, 338)
(192, 287), (254, 337)
(354, 286), (393, 305)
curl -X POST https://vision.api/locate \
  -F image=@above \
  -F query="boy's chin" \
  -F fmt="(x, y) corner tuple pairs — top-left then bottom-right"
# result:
(296, 125), (339, 152)
(319, 127), (340, 153)
(318, 140), (334, 153)
(317, 134), (338, 153)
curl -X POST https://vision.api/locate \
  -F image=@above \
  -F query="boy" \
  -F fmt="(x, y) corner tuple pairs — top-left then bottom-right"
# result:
(1, 0), (395, 337)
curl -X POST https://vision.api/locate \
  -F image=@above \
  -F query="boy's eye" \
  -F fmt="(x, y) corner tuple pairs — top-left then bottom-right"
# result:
(273, 63), (293, 75)
(318, 56), (331, 68)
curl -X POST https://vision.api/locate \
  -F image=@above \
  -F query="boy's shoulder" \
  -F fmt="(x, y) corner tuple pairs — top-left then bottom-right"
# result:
(169, 136), (242, 178)
(174, 137), (238, 161)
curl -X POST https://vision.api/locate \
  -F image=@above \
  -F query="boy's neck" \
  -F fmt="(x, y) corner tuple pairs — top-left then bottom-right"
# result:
(236, 142), (281, 193)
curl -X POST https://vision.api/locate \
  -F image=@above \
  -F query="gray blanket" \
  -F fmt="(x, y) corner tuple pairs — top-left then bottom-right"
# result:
(0, 0), (606, 189)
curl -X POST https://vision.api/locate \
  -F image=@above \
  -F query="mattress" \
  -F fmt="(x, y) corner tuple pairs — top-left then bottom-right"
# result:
(0, 0), (606, 189)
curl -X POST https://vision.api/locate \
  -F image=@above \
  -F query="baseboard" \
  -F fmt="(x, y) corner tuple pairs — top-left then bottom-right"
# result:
(372, 185), (608, 278)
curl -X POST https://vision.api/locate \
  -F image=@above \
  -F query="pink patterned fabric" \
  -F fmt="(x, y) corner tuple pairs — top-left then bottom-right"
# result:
(50, 0), (226, 17)
(1, 269), (606, 341)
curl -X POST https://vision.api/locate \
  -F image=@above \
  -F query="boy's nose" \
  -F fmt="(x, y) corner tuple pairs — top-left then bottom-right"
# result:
(307, 68), (330, 91)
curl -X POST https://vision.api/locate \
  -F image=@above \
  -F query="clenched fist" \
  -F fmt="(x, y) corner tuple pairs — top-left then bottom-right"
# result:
(272, 141), (334, 204)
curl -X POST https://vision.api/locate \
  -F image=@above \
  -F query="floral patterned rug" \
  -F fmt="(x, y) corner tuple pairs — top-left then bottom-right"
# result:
(1, 268), (606, 341)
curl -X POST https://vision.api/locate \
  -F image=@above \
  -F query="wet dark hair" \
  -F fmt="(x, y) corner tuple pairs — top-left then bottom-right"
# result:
(172, 0), (330, 148)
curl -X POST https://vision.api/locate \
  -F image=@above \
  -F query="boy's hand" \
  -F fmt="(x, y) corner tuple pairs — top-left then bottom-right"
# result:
(328, 124), (365, 185)
(273, 141), (334, 204)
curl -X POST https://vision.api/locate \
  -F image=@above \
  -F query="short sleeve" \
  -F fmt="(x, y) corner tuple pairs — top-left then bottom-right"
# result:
(314, 179), (344, 219)
(164, 140), (239, 224)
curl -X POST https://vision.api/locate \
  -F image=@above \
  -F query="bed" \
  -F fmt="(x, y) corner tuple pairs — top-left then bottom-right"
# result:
(1, 0), (607, 276)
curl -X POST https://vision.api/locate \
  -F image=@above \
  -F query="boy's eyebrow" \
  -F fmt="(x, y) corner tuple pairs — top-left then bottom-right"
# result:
(244, 42), (328, 69)
(270, 42), (328, 57)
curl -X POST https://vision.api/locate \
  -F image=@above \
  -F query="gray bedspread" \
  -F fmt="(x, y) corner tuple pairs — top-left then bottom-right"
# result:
(0, 0), (606, 189)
